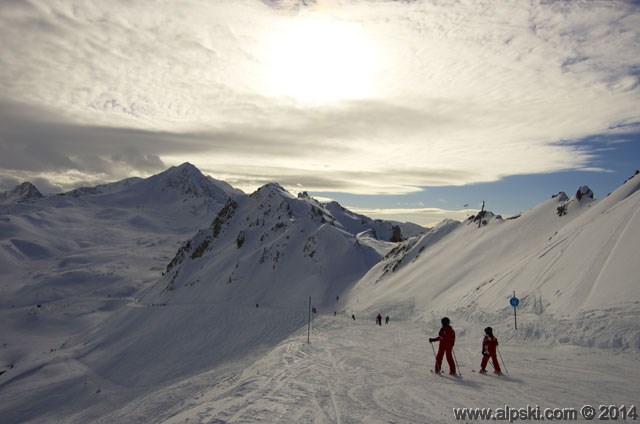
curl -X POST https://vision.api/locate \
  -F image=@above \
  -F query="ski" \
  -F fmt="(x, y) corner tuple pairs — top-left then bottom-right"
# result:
(430, 370), (462, 378)
(472, 369), (503, 376)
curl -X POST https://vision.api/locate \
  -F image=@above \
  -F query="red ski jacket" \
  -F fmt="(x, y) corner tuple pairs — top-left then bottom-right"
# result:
(482, 335), (498, 355)
(435, 325), (456, 348)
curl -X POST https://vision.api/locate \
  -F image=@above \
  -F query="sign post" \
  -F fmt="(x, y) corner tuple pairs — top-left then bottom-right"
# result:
(307, 296), (311, 344)
(477, 201), (485, 228)
(509, 291), (520, 330)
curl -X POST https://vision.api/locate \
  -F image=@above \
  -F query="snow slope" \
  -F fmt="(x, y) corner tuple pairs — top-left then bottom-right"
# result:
(2, 313), (638, 423)
(154, 317), (639, 423)
(1, 170), (639, 423)
(345, 175), (640, 349)
(323, 200), (426, 241)
(0, 163), (239, 275)
(0, 182), (43, 204)
(142, 182), (386, 308)
(0, 164), (241, 417)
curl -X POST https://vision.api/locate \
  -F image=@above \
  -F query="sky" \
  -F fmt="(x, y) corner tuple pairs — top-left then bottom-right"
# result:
(0, 0), (639, 226)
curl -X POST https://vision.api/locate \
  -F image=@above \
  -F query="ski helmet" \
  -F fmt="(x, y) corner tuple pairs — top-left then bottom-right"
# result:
(441, 317), (450, 326)
(484, 326), (493, 335)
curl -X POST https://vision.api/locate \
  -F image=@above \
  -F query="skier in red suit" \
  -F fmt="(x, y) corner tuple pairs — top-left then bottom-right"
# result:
(429, 317), (456, 375)
(479, 326), (502, 375)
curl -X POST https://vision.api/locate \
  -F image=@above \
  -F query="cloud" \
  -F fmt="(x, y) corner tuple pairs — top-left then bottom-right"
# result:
(0, 100), (175, 190)
(348, 206), (473, 228)
(0, 0), (638, 197)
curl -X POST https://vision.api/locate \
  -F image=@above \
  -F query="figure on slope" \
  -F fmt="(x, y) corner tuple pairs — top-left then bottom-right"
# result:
(479, 326), (502, 375)
(429, 317), (456, 375)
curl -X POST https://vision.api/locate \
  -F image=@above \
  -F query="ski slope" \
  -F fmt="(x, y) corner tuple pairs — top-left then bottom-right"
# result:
(12, 312), (634, 424)
(1, 167), (639, 423)
(163, 315), (639, 424)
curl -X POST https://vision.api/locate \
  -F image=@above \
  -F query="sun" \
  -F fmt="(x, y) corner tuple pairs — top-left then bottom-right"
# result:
(263, 17), (378, 103)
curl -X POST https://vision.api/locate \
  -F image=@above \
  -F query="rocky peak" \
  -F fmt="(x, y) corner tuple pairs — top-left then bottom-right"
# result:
(0, 182), (43, 204)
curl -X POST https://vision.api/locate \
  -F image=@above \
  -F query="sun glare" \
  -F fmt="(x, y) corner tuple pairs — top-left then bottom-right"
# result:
(263, 18), (378, 103)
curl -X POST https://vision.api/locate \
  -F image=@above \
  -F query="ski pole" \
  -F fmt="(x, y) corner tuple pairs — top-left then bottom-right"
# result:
(429, 340), (439, 373)
(497, 347), (508, 374)
(452, 348), (462, 376)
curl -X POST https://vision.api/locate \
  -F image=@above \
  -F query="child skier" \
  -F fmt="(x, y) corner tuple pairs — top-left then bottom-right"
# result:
(429, 317), (456, 375)
(479, 327), (502, 375)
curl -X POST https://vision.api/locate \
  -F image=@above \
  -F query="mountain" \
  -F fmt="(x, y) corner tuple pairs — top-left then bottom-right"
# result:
(85, 162), (244, 215)
(0, 163), (241, 306)
(60, 177), (143, 197)
(344, 175), (640, 349)
(2, 168), (639, 422)
(0, 182), (43, 204)
(322, 199), (426, 241)
(144, 182), (385, 307)
(69, 182), (387, 388)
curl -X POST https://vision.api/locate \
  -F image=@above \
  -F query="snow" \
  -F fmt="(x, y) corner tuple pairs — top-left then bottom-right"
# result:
(0, 182), (43, 205)
(1, 166), (639, 423)
(323, 201), (426, 241)
(345, 174), (640, 349)
(156, 317), (638, 423)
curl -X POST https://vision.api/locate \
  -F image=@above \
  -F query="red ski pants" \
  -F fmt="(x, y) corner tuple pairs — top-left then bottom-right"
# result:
(435, 345), (456, 374)
(481, 353), (501, 372)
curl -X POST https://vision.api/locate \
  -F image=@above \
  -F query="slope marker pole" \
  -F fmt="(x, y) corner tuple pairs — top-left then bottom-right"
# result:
(307, 296), (311, 344)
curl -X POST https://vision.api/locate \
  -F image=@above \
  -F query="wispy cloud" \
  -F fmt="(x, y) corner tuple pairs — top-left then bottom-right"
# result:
(348, 206), (474, 228)
(0, 0), (638, 195)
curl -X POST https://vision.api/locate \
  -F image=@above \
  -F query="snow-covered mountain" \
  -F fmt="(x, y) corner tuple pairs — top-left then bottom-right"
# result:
(63, 182), (391, 392)
(61, 162), (244, 218)
(1, 168), (639, 423)
(0, 182), (43, 204)
(60, 177), (143, 197)
(0, 163), (241, 306)
(143, 182), (385, 308)
(345, 175), (640, 349)
(104, 162), (243, 206)
(322, 199), (425, 241)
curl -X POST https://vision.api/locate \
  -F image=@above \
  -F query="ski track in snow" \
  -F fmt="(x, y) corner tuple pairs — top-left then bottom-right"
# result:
(3, 171), (640, 423)
(96, 315), (640, 424)
(590, 202), (640, 300)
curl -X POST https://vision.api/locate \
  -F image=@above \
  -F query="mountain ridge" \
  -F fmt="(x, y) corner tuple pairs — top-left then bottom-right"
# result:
(0, 182), (43, 204)
(344, 173), (640, 348)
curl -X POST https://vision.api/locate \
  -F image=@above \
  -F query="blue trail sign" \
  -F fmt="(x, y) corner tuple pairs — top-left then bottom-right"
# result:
(510, 292), (519, 329)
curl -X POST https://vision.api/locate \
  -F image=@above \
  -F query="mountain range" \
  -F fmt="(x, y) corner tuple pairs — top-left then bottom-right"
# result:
(0, 163), (638, 422)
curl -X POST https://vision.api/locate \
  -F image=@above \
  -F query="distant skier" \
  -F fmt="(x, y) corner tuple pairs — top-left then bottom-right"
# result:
(429, 317), (456, 375)
(376, 313), (382, 326)
(479, 327), (502, 375)
(352, 314), (356, 321)
(385, 315), (390, 325)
